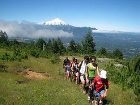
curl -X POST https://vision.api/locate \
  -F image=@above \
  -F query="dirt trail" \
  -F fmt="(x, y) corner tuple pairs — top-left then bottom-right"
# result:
(21, 69), (49, 80)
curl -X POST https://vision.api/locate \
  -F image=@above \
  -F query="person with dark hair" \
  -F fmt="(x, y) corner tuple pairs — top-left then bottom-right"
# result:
(70, 57), (76, 82)
(71, 58), (80, 84)
(63, 57), (71, 77)
(86, 56), (99, 101)
(70, 57), (76, 72)
(78, 56), (89, 94)
(65, 61), (71, 80)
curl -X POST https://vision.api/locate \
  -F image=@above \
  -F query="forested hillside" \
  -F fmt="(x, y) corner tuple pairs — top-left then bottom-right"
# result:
(0, 30), (140, 105)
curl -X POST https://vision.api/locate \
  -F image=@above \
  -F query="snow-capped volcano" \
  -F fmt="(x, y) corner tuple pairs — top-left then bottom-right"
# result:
(44, 18), (66, 25)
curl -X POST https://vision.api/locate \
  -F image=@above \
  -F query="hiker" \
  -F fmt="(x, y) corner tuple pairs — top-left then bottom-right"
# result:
(63, 57), (70, 73)
(89, 70), (109, 105)
(86, 56), (99, 101)
(65, 61), (72, 80)
(71, 57), (76, 66)
(78, 55), (89, 94)
(70, 57), (76, 82)
(71, 58), (80, 84)
(63, 57), (71, 79)
(75, 59), (80, 84)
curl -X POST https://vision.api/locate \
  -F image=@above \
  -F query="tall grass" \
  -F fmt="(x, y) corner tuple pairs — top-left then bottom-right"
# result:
(0, 57), (89, 105)
(107, 82), (136, 105)
(0, 55), (137, 105)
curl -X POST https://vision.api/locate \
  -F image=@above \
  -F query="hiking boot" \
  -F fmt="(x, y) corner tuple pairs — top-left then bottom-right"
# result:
(94, 100), (98, 105)
(83, 90), (86, 94)
(87, 96), (90, 101)
(99, 100), (103, 105)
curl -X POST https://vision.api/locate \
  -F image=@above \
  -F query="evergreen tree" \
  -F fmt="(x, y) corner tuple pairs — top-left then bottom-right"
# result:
(35, 38), (46, 50)
(98, 47), (107, 57)
(113, 49), (123, 59)
(52, 39), (59, 54)
(46, 39), (53, 53)
(0, 31), (8, 44)
(76, 43), (82, 54)
(67, 39), (78, 53)
(82, 31), (95, 54)
(56, 38), (65, 55)
(134, 57), (140, 74)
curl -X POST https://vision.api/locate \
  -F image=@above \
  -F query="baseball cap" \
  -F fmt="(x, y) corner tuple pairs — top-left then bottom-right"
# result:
(100, 70), (107, 79)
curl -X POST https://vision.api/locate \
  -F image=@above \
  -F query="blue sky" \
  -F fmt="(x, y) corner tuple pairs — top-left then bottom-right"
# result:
(0, 0), (140, 32)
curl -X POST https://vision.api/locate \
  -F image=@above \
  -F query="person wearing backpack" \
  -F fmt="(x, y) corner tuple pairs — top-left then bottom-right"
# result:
(78, 56), (89, 94)
(63, 57), (71, 79)
(71, 58), (80, 84)
(70, 57), (76, 82)
(89, 70), (109, 105)
(63, 57), (70, 72)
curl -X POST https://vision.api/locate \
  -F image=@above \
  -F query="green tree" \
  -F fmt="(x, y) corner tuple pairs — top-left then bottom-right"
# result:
(134, 58), (140, 74)
(56, 38), (65, 55)
(46, 39), (53, 53)
(12, 39), (19, 45)
(0, 31), (8, 44)
(113, 49), (123, 59)
(97, 47), (107, 57)
(82, 31), (96, 54)
(35, 38), (46, 50)
(67, 39), (78, 53)
(52, 39), (59, 54)
(76, 43), (82, 54)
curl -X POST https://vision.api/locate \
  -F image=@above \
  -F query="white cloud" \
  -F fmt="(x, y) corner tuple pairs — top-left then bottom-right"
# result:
(0, 20), (73, 38)
(92, 22), (140, 33)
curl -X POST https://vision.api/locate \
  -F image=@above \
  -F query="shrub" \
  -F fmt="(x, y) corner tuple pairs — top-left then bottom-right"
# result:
(39, 51), (49, 58)
(30, 50), (39, 58)
(1, 53), (10, 61)
(0, 64), (7, 72)
(50, 54), (60, 64)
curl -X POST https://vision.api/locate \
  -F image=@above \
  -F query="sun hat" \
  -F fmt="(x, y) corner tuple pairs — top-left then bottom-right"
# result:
(100, 70), (107, 79)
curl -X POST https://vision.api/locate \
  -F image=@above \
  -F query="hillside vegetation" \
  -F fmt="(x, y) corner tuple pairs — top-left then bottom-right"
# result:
(0, 30), (140, 105)
(0, 57), (89, 105)
(0, 56), (138, 105)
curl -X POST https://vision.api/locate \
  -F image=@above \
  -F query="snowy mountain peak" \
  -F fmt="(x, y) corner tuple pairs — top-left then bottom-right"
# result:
(44, 18), (66, 25)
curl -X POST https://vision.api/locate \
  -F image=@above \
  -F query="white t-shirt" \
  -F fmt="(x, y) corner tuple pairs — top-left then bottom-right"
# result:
(79, 61), (87, 75)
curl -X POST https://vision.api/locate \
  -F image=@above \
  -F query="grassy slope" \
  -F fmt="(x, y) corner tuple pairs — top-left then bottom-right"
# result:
(0, 57), (89, 105)
(108, 82), (136, 105)
(0, 55), (137, 105)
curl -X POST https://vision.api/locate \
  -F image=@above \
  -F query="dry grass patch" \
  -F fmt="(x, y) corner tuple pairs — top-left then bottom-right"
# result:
(19, 69), (50, 80)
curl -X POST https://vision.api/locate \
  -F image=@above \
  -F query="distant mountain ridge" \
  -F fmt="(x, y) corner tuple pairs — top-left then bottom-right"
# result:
(1, 19), (140, 58)
(0, 19), (94, 39)
(6, 19), (94, 43)
(93, 32), (140, 58)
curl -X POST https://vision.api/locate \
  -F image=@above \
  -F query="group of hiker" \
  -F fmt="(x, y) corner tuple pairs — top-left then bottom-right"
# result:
(63, 56), (109, 105)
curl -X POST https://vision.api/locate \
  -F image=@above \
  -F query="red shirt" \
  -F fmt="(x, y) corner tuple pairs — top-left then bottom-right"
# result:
(93, 75), (109, 92)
